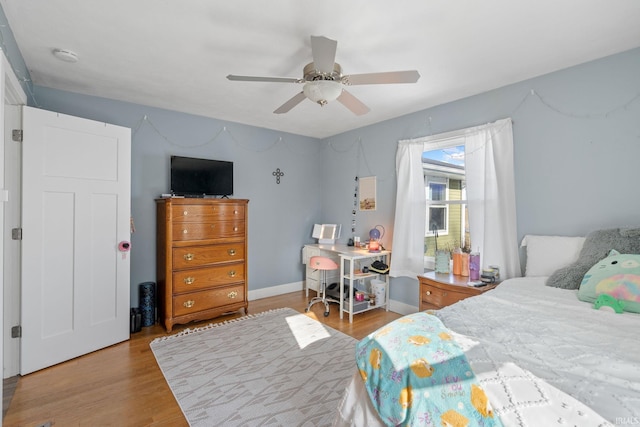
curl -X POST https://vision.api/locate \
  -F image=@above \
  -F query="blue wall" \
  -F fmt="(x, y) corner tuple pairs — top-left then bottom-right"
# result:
(5, 16), (639, 309)
(31, 88), (323, 305)
(320, 47), (640, 307)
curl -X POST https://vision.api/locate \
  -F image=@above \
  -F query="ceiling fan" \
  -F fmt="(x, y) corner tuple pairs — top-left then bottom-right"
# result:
(227, 35), (420, 115)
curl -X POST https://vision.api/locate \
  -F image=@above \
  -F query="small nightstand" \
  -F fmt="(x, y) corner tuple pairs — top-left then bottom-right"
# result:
(418, 271), (499, 311)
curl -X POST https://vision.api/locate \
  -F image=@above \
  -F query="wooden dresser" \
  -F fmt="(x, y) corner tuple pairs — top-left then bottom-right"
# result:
(156, 198), (249, 331)
(418, 271), (498, 311)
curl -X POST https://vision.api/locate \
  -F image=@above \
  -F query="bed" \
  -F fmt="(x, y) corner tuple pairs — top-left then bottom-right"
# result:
(333, 232), (640, 426)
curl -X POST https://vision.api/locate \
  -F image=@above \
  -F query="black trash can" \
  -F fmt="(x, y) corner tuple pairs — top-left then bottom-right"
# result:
(139, 282), (156, 327)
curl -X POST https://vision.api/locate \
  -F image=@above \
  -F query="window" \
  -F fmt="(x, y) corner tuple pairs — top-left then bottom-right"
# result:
(423, 144), (468, 259)
(426, 176), (448, 235)
(392, 118), (518, 279)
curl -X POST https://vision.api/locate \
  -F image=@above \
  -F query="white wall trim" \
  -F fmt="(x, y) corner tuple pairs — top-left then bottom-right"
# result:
(2, 54), (27, 105)
(248, 281), (418, 318)
(247, 281), (304, 301)
(2, 49), (27, 379)
(388, 299), (419, 316)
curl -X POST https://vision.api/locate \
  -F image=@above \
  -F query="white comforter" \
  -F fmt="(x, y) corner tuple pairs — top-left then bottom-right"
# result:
(334, 277), (640, 426)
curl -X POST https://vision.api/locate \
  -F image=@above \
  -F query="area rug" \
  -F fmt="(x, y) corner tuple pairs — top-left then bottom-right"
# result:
(150, 307), (358, 426)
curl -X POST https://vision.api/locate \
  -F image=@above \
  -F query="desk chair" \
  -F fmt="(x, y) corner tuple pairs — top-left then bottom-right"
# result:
(305, 256), (340, 317)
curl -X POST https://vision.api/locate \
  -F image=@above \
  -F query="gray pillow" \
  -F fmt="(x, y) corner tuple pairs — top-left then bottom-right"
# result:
(546, 227), (640, 289)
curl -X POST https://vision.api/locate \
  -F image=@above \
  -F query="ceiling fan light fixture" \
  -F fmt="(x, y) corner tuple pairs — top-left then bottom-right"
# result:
(303, 80), (342, 106)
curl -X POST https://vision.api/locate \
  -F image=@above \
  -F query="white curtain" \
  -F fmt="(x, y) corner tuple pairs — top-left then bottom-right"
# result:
(389, 139), (427, 277)
(465, 118), (521, 279)
(390, 118), (521, 279)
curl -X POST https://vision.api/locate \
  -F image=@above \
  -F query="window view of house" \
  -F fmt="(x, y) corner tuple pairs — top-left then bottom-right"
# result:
(423, 144), (469, 258)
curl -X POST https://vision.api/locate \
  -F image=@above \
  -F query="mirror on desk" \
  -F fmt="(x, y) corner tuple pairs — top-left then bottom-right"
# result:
(312, 224), (342, 245)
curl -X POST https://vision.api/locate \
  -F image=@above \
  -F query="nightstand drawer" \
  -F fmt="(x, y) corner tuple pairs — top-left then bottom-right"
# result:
(421, 283), (469, 309)
(418, 271), (498, 311)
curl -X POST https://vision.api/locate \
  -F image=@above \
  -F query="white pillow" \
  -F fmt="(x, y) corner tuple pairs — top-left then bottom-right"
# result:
(521, 235), (586, 277)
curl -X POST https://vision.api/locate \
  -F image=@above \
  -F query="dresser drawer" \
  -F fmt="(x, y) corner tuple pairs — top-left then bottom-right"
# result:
(173, 284), (246, 317)
(173, 263), (245, 293)
(172, 220), (245, 241)
(171, 204), (245, 222)
(173, 243), (245, 269)
(421, 283), (469, 309)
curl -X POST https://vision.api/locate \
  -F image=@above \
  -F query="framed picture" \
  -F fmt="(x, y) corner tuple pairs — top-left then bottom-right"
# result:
(359, 176), (376, 211)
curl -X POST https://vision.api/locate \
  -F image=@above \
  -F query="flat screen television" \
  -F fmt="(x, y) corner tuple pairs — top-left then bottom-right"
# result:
(170, 155), (233, 197)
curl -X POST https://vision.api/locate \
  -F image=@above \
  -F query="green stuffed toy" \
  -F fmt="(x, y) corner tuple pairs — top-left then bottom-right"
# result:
(578, 249), (640, 314)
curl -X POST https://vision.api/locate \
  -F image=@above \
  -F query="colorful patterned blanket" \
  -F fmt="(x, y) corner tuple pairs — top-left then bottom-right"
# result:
(355, 312), (503, 427)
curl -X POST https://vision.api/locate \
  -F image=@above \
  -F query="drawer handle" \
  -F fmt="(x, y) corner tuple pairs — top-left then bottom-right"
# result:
(183, 253), (194, 261)
(233, 227), (239, 232)
(227, 291), (238, 299)
(183, 300), (195, 308)
(182, 229), (188, 234)
(228, 270), (236, 278)
(183, 211), (188, 216)
(228, 249), (236, 256)
(233, 210), (238, 215)
(426, 291), (431, 296)
(184, 277), (195, 285)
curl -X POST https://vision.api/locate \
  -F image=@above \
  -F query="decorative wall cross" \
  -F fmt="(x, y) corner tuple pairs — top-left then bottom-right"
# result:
(272, 168), (284, 184)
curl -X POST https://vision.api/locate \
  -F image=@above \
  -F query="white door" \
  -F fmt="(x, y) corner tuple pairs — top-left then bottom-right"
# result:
(21, 106), (131, 375)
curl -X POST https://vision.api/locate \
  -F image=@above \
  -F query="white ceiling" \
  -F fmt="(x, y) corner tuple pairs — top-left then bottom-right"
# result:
(2, 1), (640, 139)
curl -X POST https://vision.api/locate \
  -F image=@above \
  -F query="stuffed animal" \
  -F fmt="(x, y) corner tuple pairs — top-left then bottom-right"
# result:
(547, 227), (640, 289)
(578, 250), (640, 313)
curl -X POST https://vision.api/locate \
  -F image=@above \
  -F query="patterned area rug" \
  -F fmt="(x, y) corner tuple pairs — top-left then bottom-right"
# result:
(150, 308), (357, 426)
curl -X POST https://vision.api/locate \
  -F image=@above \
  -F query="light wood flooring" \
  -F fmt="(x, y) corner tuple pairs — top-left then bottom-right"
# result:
(3, 290), (402, 427)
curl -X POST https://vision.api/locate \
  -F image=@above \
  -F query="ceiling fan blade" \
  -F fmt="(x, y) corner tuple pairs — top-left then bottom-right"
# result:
(337, 90), (370, 116)
(274, 92), (307, 114)
(310, 35), (337, 75)
(227, 74), (301, 84)
(343, 70), (420, 85)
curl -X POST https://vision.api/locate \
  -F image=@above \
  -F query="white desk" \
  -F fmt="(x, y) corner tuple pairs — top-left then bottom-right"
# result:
(302, 244), (391, 323)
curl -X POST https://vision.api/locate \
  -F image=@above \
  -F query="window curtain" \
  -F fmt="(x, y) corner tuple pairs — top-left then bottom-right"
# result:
(389, 139), (426, 277)
(390, 118), (521, 279)
(465, 118), (521, 279)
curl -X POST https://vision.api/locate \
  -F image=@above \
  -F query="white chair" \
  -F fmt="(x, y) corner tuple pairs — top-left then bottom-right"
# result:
(305, 256), (340, 317)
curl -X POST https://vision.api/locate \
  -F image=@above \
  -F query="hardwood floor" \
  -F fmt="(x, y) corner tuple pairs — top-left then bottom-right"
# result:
(3, 290), (402, 427)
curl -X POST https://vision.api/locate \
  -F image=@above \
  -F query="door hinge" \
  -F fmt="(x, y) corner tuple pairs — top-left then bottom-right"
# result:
(12, 228), (22, 240)
(11, 325), (21, 338)
(12, 129), (23, 142)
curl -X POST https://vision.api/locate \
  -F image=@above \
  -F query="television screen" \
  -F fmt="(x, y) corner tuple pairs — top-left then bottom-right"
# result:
(170, 156), (233, 197)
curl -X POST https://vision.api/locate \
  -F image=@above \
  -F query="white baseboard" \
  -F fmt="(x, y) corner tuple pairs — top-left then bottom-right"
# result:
(248, 281), (419, 317)
(247, 281), (304, 301)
